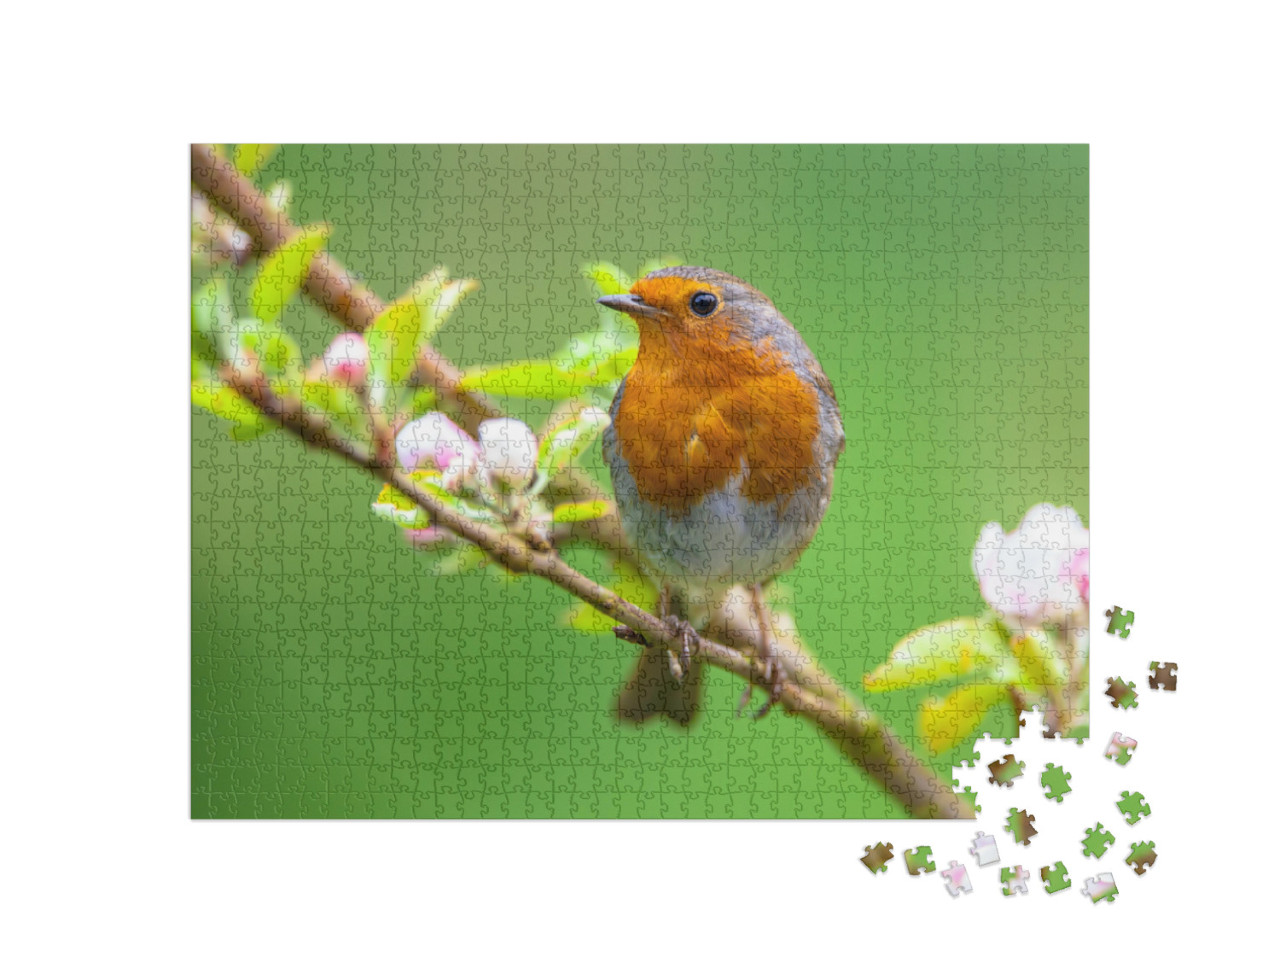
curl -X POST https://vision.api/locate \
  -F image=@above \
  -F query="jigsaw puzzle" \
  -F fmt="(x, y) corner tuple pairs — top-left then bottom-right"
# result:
(1149, 662), (1178, 690)
(862, 843), (895, 873)
(1041, 763), (1073, 802)
(1082, 873), (1119, 903)
(1125, 841), (1158, 875)
(1082, 823), (1116, 858)
(1105, 677), (1139, 710)
(1005, 808), (1038, 846)
(1001, 866), (1030, 896)
(904, 847), (936, 876)
(941, 862), (973, 897)
(1104, 732), (1138, 766)
(190, 144), (1090, 819)
(1041, 862), (1072, 894)
(988, 754), (1026, 787)
(1104, 606), (1135, 637)
(1116, 790), (1152, 825)
(969, 831), (1001, 866)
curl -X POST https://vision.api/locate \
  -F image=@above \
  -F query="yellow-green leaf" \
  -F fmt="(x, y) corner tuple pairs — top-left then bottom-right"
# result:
(921, 684), (1011, 754)
(1009, 628), (1071, 689)
(366, 270), (447, 411)
(302, 378), (370, 443)
(249, 225), (329, 325)
(863, 615), (1010, 692)
(233, 144), (277, 178)
(536, 408), (611, 479)
(551, 500), (613, 524)
(584, 262), (632, 296)
(192, 373), (275, 441)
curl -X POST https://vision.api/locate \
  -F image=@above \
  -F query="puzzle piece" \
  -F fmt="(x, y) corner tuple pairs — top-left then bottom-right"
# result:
(1117, 790), (1151, 825)
(1082, 873), (1118, 903)
(1005, 808), (1037, 846)
(1105, 677), (1138, 709)
(1104, 606), (1134, 637)
(987, 753), (1025, 787)
(904, 846), (936, 876)
(1125, 841), (1157, 875)
(1041, 763), (1072, 802)
(1082, 823), (1115, 858)
(1040, 861), (1071, 894)
(1148, 661), (1178, 690)
(861, 842), (894, 873)
(969, 831), (1000, 866)
(940, 861), (973, 897)
(1001, 865), (1030, 896)
(1104, 732), (1138, 766)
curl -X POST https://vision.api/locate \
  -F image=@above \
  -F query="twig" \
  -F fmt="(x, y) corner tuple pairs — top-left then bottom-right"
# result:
(190, 143), (624, 554)
(221, 364), (974, 818)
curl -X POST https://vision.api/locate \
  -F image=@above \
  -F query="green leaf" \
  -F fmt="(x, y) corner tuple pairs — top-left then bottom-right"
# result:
(228, 317), (303, 399)
(372, 482), (431, 529)
(863, 615), (1011, 692)
(233, 144), (277, 178)
(459, 356), (632, 399)
(248, 225), (329, 325)
(1009, 628), (1071, 689)
(921, 684), (1011, 754)
(192, 277), (236, 366)
(422, 277), (479, 343)
(302, 378), (370, 443)
(551, 500), (613, 525)
(192, 368), (275, 441)
(584, 262), (633, 296)
(536, 408), (611, 480)
(366, 270), (447, 411)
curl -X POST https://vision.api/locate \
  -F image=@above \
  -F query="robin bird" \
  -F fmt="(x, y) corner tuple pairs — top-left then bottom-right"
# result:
(599, 266), (845, 724)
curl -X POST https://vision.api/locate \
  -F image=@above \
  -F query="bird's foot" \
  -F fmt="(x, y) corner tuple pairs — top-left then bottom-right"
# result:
(662, 614), (700, 683)
(748, 583), (787, 719)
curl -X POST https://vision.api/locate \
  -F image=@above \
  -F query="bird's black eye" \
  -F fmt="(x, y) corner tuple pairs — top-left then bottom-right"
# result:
(689, 291), (718, 316)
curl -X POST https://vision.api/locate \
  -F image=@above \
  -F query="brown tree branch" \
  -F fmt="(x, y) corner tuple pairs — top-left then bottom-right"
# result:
(220, 363), (973, 818)
(191, 143), (624, 555)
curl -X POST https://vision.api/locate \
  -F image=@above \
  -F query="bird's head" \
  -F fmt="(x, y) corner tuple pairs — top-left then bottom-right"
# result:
(596, 266), (782, 343)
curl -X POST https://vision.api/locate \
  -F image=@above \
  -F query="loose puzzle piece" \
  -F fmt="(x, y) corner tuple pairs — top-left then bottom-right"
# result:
(1005, 808), (1037, 846)
(941, 861), (973, 897)
(1149, 661), (1178, 690)
(1041, 763), (1072, 802)
(1116, 790), (1151, 825)
(1105, 676), (1138, 709)
(904, 846), (936, 876)
(987, 753), (1025, 787)
(861, 842), (894, 873)
(1125, 841), (1157, 875)
(1041, 861), (1071, 894)
(1104, 732), (1138, 766)
(969, 831), (1000, 866)
(1082, 823), (1115, 858)
(1104, 606), (1135, 637)
(1000, 865), (1030, 896)
(1082, 873), (1119, 903)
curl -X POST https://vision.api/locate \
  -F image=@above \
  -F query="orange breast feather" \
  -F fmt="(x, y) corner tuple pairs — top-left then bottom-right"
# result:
(613, 333), (820, 515)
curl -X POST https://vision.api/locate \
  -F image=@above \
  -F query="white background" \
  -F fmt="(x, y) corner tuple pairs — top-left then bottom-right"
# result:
(4, 1), (1275, 958)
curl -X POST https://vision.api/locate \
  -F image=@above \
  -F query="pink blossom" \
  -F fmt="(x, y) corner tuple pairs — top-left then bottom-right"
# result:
(395, 412), (482, 492)
(478, 418), (538, 491)
(972, 503), (1089, 633)
(321, 333), (369, 386)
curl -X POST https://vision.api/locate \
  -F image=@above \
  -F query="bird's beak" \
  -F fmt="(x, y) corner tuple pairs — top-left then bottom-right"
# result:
(596, 294), (668, 320)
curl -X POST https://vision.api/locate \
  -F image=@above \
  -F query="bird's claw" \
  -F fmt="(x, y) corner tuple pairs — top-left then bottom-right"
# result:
(663, 615), (699, 683)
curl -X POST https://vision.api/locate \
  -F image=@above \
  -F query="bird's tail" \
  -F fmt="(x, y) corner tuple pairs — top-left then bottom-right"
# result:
(616, 645), (703, 726)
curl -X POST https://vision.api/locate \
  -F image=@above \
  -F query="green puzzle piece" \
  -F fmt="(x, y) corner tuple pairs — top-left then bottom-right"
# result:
(1105, 677), (1138, 709)
(1041, 763), (1072, 802)
(904, 846), (936, 876)
(1117, 790), (1151, 825)
(1041, 861), (1071, 894)
(1126, 841), (1157, 875)
(1005, 807), (1037, 846)
(1082, 822), (1115, 858)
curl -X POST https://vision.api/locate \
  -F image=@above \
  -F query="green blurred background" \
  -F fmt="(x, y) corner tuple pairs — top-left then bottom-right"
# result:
(192, 144), (1087, 818)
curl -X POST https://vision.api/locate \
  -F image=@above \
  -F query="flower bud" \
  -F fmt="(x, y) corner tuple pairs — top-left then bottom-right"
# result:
(972, 503), (1089, 634)
(395, 412), (482, 492)
(321, 333), (369, 386)
(478, 418), (538, 491)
